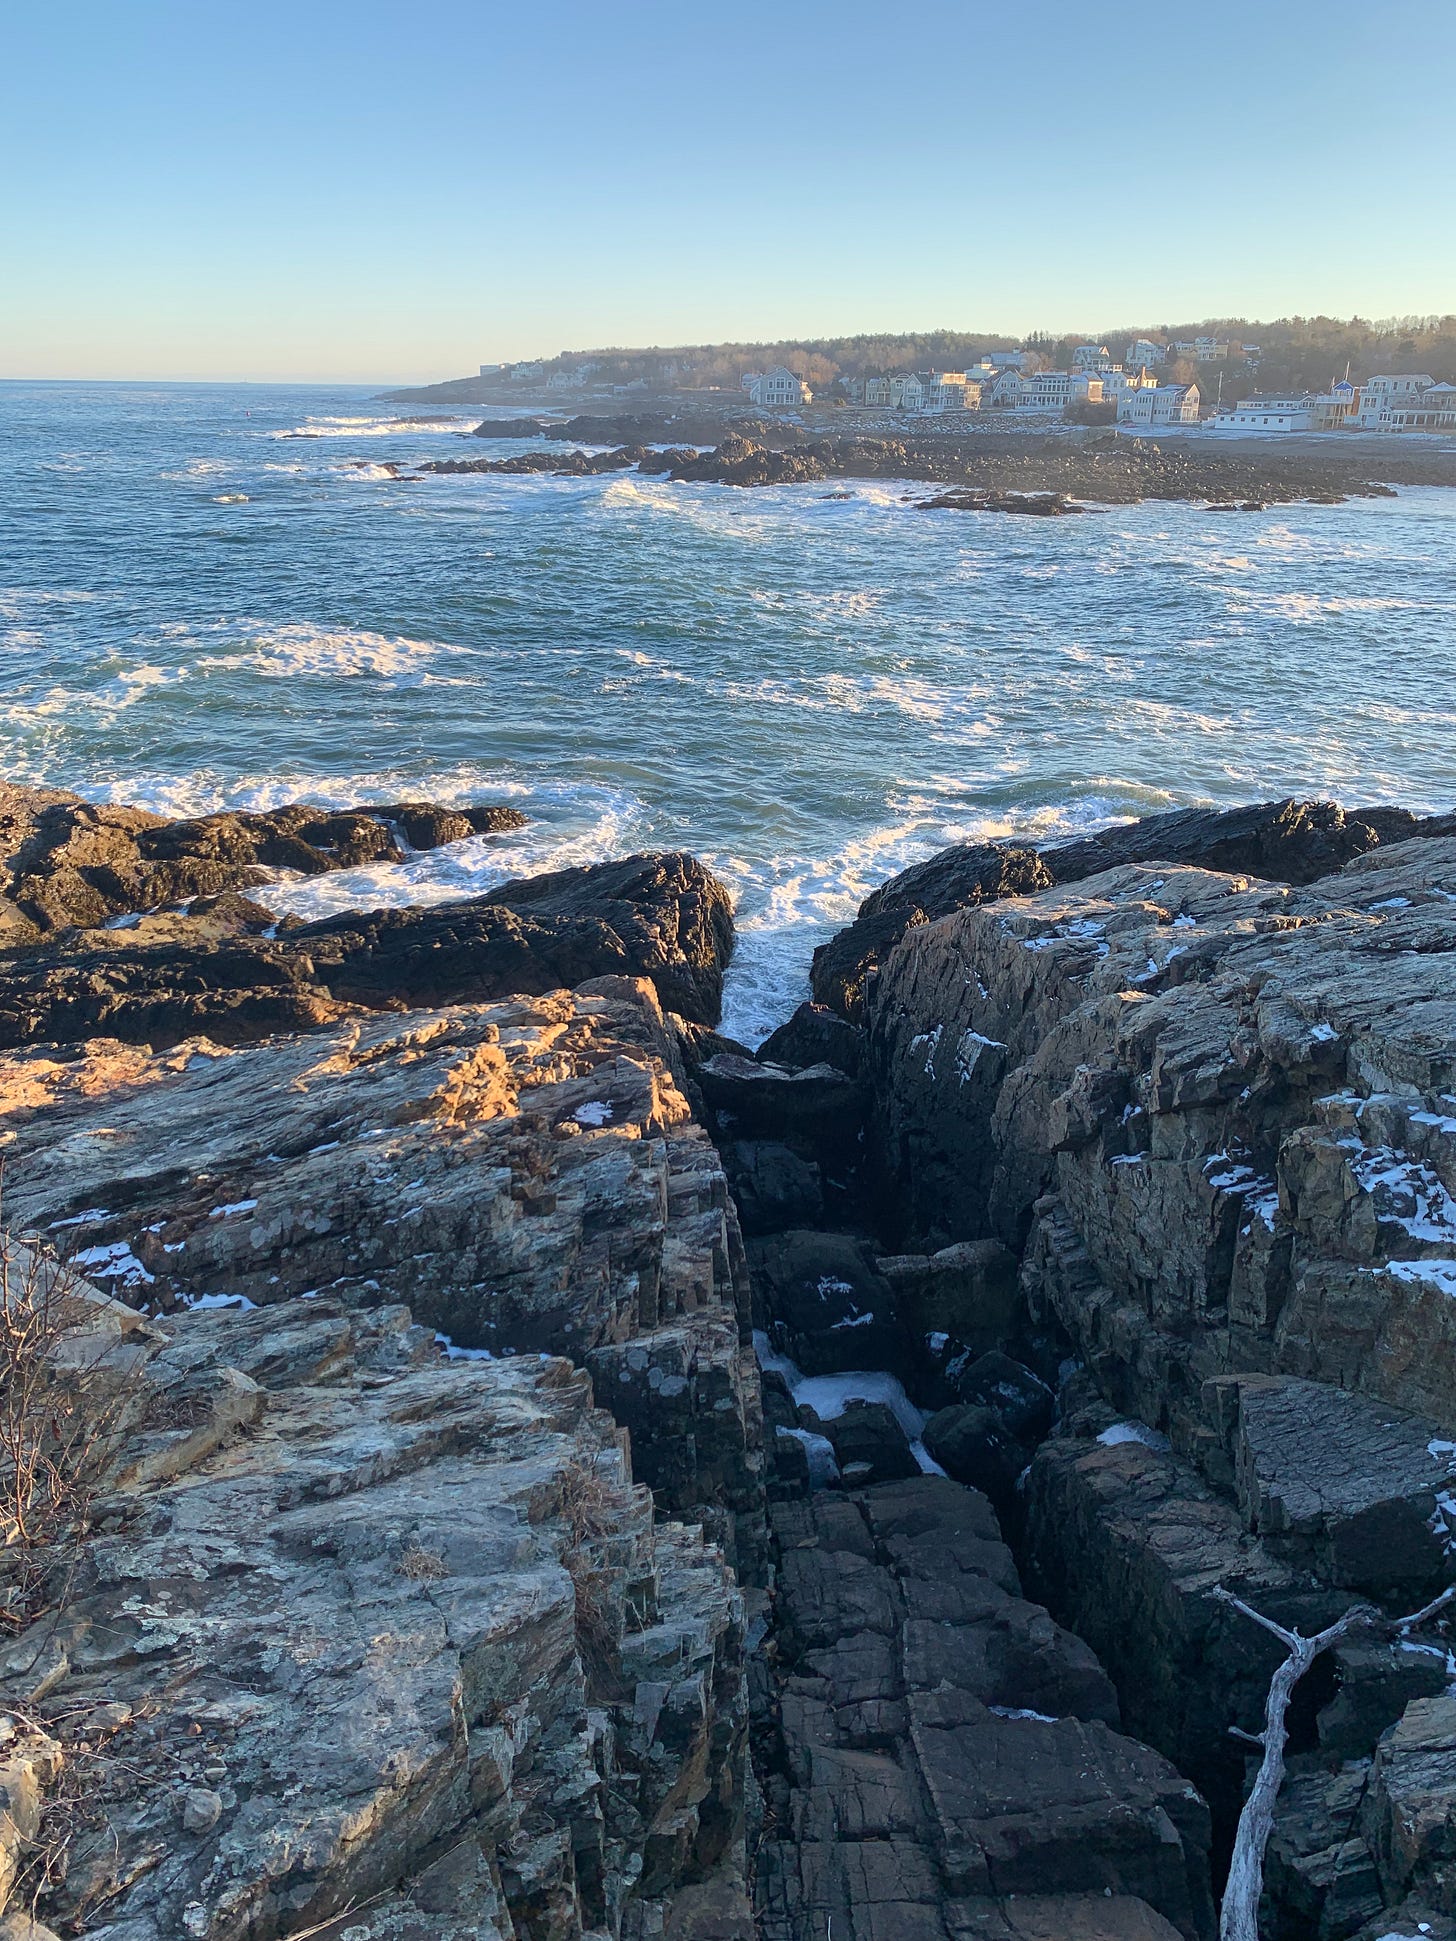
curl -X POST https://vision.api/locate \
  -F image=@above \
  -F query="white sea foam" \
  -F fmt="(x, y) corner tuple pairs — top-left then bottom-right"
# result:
(194, 623), (464, 683)
(269, 415), (476, 440)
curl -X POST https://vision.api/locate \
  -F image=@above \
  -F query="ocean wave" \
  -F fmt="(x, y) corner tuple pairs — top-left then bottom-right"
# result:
(268, 415), (476, 440)
(192, 623), (467, 683)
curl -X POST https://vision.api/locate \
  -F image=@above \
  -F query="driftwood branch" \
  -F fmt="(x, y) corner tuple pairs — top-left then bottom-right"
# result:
(1214, 1581), (1456, 1941)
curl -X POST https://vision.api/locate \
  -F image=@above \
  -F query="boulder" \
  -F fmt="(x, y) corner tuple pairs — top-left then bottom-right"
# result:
(877, 1240), (1021, 1350)
(922, 1404), (1028, 1507)
(951, 1350), (1056, 1442)
(724, 1140), (823, 1236)
(698, 1053), (867, 1159)
(747, 1230), (905, 1377)
(757, 1001), (867, 1077)
(817, 1399), (920, 1487)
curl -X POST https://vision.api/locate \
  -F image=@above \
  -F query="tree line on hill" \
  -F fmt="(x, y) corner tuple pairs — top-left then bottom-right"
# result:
(546, 315), (1456, 395)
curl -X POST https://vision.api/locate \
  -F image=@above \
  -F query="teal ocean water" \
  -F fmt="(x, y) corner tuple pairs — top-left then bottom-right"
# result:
(3, 379), (1454, 1040)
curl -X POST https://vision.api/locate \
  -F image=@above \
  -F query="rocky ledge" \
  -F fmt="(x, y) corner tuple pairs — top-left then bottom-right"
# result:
(5, 788), (1456, 1941)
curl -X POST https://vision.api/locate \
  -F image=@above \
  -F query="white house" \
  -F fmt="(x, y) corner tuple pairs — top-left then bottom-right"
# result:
(509, 361), (545, 381)
(1384, 381), (1456, 432)
(1356, 374), (1437, 430)
(1068, 372), (1106, 405)
(862, 376), (892, 406)
(478, 363), (504, 377)
(922, 371), (983, 413)
(989, 369), (1026, 406)
(889, 374), (926, 410)
(747, 367), (812, 408)
(1125, 339), (1166, 368)
(1017, 370), (1074, 410)
(1072, 344), (1114, 371)
(1117, 382), (1201, 427)
(1209, 381), (1358, 433)
(1101, 367), (1160, 406)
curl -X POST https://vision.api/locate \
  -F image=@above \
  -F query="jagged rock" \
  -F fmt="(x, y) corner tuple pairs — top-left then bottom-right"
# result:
(0, 849), (736, 1047)
(758, 1478), (1212, 1940)
(0, 1287), (750, 1940)
(757, 1001), (867, 1077)
(1365, 1695), (1456, 1916)
(816, 798), (1456, 1026)
(1265, 1759), (1384, 1939)
(0, 977), (763, 1572)
(0, 781), (525, 935)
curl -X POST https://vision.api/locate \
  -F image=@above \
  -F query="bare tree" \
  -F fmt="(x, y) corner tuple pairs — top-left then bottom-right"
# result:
(1214, 1582), (1456, 1941)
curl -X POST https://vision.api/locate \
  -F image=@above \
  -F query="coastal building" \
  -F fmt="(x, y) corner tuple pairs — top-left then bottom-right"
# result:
(1100, 367), (1160, 406)
(1018, 370), (1074, 410)
(1125, 338), (1165, 368)
(478, 363), (504, 377)
(1174, 337), (1233, 362)
(1067, 372), (1106, 404)
(546, 362), (597, 391)
(988, 368), (1026, 406)
(922, 371), (983, 413)
(1072, 344), (1115, 371)
(863, 376), (892, 406)
(1356, 374), (1438, 430)
(746, 367), (812, 408)
(1384, 380), (1456, 432)
(1208, 382), (1359, 433)
(510, 361), (545, 381)
(889, 374), (926, 411)
(1117, 382), (1201, 427)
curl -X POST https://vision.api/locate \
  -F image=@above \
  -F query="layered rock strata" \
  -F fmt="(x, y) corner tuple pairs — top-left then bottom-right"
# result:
(0, 978), (764, 1576)
(814, 798), (1456, 1022)
(0, 1285), (750, 1941)
(755, 1476), (1213, 1940)
(864, 825), (1456, 1925)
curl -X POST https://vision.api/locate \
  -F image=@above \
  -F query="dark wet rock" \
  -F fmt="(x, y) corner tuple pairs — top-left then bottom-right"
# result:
(922, 1403), (1028, 1507)
(758, 1000), (867, 1078)
(951, 1350), (1056, 1442)
(748, 1230), (905, 1377)
(0, 782), (524, 936)
(758, 1477), (1212, 1940)
(698, 1053), (867, 1153)
(816, 1399), (919, 1487)
(0, 850), (735, 1047)
(916, 489), (1084, 515)
(726, 1140), (824, 1236)
(876, 1241), (1021, 1353)
(811, 844), (1051, 1021)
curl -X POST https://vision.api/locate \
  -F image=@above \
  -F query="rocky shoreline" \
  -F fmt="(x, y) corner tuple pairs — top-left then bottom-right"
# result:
(411, 423), (1445, 508)
(3, 784), (1456, 1939)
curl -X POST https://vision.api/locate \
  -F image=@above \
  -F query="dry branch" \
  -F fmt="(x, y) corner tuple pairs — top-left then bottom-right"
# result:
(1215, 1581), (1456, 1941)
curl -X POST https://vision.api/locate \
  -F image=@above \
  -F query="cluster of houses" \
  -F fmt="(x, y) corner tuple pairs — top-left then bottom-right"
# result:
(1208, 372), (1456, 434)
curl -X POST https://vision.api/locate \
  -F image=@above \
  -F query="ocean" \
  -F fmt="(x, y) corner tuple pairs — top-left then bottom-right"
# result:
(3, 378), (1454, 1042)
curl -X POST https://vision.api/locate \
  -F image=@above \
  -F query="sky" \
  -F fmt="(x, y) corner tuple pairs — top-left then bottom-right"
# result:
(3, 0), (1454, 383)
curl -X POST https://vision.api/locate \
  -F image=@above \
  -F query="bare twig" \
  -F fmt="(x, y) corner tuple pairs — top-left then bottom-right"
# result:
(1215, 1581), (1456, 1941)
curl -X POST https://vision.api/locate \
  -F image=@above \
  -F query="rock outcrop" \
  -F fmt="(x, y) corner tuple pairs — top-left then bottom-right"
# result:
(755, 1476), (1213, 1940)
(0, 851), (736, 1047)
(0, 977), (763, 1575)
(0, 782), (525, 942)
(0, 1284), (751, 1941)
(863, 819), (1456, 1927)
(814, 798), (1456, 1022)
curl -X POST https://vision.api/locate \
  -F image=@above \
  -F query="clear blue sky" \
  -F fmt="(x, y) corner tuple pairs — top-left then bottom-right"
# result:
(3, 0), (1452, 382)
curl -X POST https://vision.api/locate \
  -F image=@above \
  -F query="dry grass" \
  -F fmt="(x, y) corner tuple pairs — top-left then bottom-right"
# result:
(398, 1541), (448, 1581)
(559, 1460), (626, 1695)
(0, 1221), (138, 1631)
